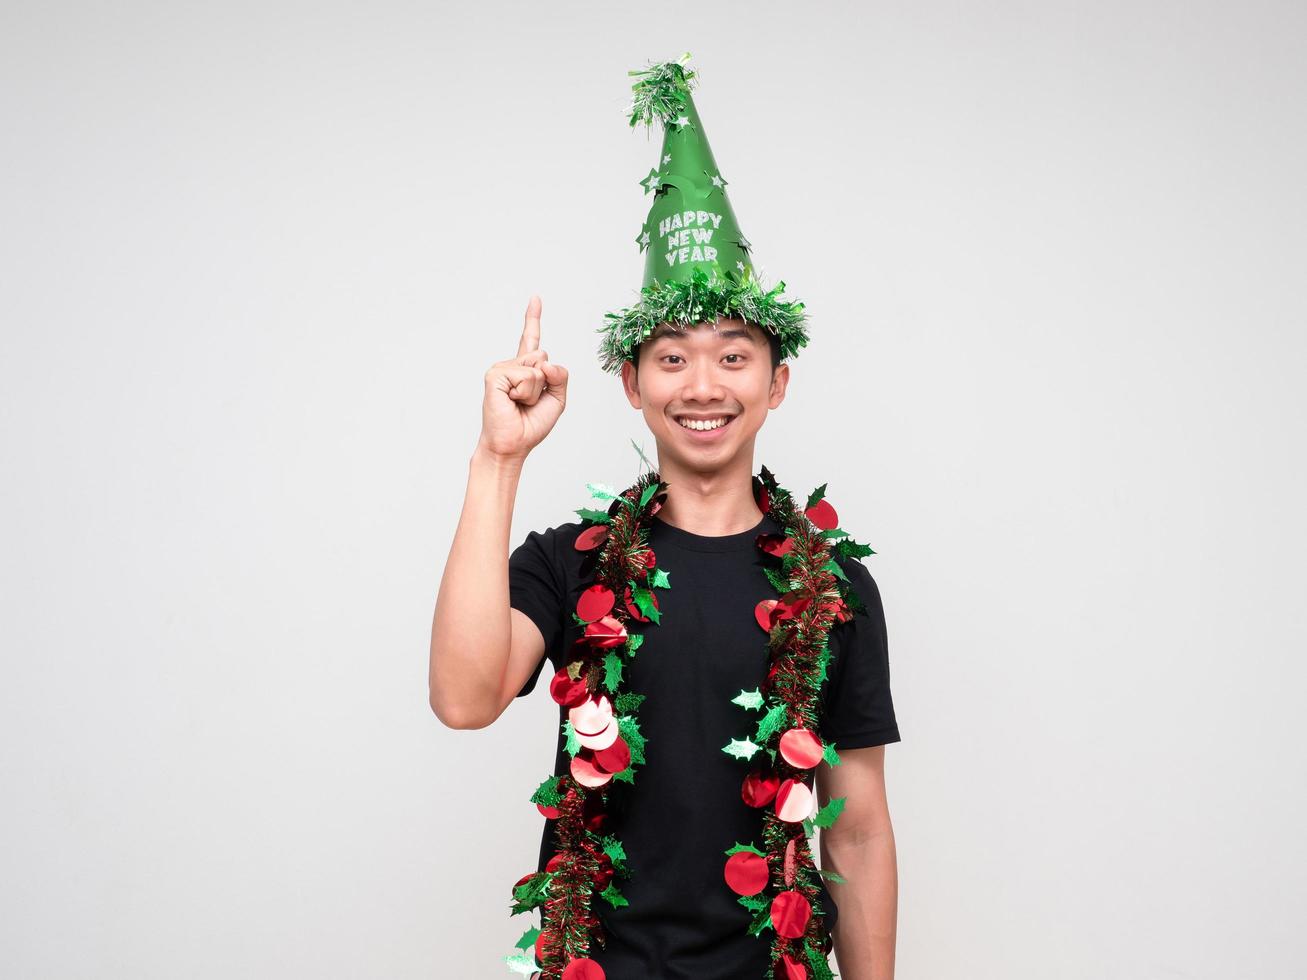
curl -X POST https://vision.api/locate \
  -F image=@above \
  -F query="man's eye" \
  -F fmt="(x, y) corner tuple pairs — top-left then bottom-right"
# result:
(661, 353), (745, 365)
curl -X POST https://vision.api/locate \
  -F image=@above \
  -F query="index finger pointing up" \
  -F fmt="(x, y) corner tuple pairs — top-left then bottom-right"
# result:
(517, 295), (542, 357)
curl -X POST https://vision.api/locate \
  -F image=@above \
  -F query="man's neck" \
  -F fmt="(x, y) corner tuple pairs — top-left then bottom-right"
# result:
(651, 453), (764, 537)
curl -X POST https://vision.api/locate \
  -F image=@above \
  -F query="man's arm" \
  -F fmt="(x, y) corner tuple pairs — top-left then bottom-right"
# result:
(429, 447), (537, 729)
(817, 744), (898, 980)
(428, 296), (568, 730)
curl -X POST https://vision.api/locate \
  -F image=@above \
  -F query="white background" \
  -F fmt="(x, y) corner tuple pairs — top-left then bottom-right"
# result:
(2, 1), (1304, 977)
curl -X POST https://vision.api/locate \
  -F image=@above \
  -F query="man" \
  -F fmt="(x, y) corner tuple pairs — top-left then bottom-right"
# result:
(430, 57), (900, 980)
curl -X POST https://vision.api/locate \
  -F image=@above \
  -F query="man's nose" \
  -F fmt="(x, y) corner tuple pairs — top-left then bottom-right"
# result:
(682, 361), (726, 401)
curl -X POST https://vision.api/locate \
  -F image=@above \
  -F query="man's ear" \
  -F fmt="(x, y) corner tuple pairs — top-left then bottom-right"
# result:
(620, 360), (643, 410)
(768, 362), (790, 410)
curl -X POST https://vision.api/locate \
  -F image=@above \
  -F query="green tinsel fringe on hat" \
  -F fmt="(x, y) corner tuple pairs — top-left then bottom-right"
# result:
(597, 268), (810, 375)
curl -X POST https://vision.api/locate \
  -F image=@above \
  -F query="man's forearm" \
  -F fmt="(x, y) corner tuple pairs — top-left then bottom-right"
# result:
(821, 829), (898, 980)
(428, 443), (524, 726)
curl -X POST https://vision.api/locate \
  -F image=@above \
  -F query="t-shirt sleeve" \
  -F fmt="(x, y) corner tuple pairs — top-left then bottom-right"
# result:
(820, 558), (902, 749)
(508, 526), (566, 699)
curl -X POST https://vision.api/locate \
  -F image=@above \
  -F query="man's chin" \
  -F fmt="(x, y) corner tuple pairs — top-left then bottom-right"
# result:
(653, 424), (757, 473)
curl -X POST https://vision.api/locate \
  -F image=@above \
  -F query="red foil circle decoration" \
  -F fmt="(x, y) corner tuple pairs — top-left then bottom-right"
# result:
(775, 778), (814, 823)
(576, 584), (616, 622)
(756, 533), (793, 557)
(778, 728), (825, 769)
(780, 951), (809, 979)
(584, 615), (628, 648)
(723, 851), (770, 896)
(575, 719), (619, 751)
(568, 694), (614, 736)
(549, 669), (589, 708)
(573, 525), (608, 551)
(545, 852), (567, 873)
(593, 735), (631, 774)
(783, 594), (813, 618)
(770, 889), (812, 939)
(804, 497), (839, 530)
(755, 599), (781, 631)
(741, 770), (780, 808)
(561, 957), (605, 979)
(570, 753), (613, 788)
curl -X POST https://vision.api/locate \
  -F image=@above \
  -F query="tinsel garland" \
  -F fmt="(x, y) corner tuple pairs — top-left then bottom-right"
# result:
(502, 464), (876, 979)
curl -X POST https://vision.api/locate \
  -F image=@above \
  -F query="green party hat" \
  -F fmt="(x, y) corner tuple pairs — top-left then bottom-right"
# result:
(596, 54), (810, 374)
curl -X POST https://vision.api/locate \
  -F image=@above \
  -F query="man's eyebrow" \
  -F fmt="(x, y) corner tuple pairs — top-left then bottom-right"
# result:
(648, 325), (757, 343)
(717, 327), (754, 340)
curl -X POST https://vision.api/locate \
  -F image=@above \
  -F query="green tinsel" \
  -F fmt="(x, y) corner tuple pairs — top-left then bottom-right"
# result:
(596, 267), (810, 375)
(625, 53), (696, 129)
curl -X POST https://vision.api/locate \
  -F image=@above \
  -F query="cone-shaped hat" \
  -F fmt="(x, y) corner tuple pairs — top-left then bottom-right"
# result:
(596, 54), (809, 374)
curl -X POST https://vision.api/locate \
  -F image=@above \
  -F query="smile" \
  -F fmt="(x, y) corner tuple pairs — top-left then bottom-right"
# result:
(674, 414), (736, 435)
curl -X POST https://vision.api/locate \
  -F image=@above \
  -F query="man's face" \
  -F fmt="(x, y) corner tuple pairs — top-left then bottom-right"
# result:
(620, 318), (790, 473)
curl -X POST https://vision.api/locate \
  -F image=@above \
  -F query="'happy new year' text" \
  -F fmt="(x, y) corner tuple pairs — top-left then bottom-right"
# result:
(659, 210), (723, 267)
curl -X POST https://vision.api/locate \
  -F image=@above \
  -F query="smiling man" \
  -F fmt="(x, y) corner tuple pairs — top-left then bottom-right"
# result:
(429, 56), (901, 980)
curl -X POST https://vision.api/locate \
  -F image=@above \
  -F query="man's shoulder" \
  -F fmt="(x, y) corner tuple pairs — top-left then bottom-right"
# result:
(833, 553), (877, 588)
(530, 519), (586, 547)
(513, 519), (589, 568)
(829, 554), (882, 626)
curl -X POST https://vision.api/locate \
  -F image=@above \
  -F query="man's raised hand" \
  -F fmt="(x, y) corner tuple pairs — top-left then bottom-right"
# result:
(478, 295), (569, 462)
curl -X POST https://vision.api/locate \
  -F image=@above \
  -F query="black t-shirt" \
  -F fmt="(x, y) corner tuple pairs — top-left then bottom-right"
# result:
(508, 510), (900, 979)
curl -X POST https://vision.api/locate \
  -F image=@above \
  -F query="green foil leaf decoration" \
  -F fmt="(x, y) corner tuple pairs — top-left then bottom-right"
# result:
(754, 703), (787, 744)
(503, 953), (538, 976)
(722, 737), (761, 761)
(603, 651), (624, 691)
(529, 776), (562, 808)
(813, 796), (846, 829)
(561, 720), (580, 757)
(731, 688), (765, 712)
(600, 882), (629, 909)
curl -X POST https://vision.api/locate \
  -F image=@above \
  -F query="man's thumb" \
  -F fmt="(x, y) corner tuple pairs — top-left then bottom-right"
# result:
(541, 361), (568, 390)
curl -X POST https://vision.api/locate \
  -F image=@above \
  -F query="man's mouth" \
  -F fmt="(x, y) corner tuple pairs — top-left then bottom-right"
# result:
(673, 413), (737, 434)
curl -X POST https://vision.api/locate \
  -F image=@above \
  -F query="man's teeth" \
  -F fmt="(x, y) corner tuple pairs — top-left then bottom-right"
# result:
(677, 416), (731, 431)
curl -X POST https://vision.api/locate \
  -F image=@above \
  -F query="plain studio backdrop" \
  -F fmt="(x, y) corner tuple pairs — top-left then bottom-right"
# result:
(2, 1), (1304, 977)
